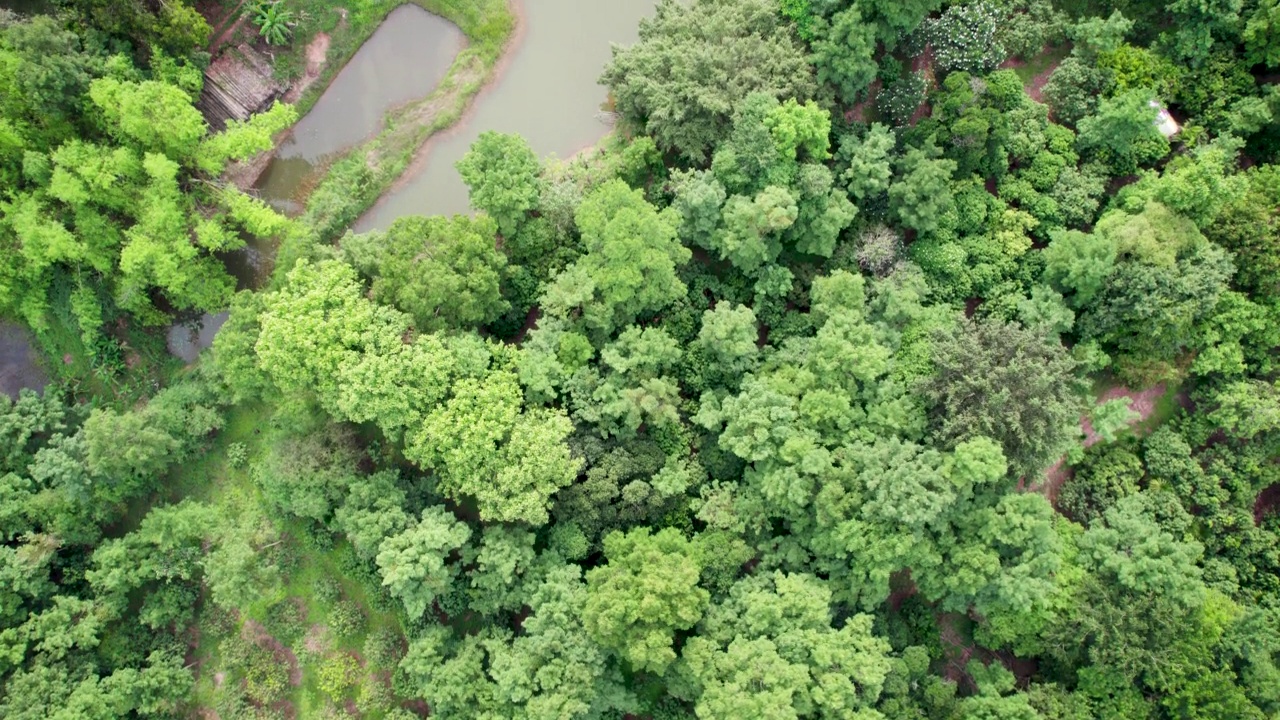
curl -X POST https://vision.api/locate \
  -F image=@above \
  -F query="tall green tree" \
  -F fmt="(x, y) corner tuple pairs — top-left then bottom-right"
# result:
(1076, 88), (1170, 173)
(345, 214), (509, 332)
(922, 317), (1086, 479)
(601, 0), (817, 162)
(678, 572), (893, 718)
(376, 506), (472, 619)
(456, 131), (541, 237)
(583, 527), (709, 675)
(406, 370), (581, 526)
(809, 6), (879, 105)
(541, 180), (690, 338)
(890, 147), (958, 236)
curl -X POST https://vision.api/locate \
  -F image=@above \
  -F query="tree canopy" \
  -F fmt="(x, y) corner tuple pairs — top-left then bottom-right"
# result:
(6, 0), (1280, 717)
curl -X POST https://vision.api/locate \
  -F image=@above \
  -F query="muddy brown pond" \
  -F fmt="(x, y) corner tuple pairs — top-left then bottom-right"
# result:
(253, 4), (465, 213)
(356, 0), (657, 230)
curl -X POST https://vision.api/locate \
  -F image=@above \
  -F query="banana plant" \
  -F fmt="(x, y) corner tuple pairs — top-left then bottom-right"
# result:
(250, 0), (296, 46)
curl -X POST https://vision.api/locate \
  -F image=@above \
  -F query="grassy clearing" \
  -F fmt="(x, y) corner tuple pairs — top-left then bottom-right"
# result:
(1012, 43), (1070, 85)
(173, 399), (410, 718)
(1087, 370), (1186, 440)
(268, 0), (515, 282)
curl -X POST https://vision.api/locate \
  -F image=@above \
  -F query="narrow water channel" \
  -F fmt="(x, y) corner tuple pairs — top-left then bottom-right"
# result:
(355, 0), (656, 230)
(253, 4), (465, 212)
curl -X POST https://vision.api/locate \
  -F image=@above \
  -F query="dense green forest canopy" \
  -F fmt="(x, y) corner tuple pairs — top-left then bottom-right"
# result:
(3, 0), (1280, 718)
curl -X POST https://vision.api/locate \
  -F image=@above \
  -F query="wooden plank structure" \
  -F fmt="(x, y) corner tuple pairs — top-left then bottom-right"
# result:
(197, 43), (284, 130)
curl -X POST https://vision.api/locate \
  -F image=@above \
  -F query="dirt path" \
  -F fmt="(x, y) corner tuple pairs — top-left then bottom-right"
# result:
(282, 30), (333, 103)
(907, 44), (935, 126)
(845, 79), (882, 124)
(1033, 384), (1168, 504)
(1023, 64), (1057, 104)
(208, 0), (254, 54)
(243, 619), (303, 686)
(998, 46), (1064, 105)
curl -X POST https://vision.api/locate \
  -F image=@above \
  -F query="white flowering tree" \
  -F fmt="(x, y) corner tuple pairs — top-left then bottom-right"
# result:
(929, 2), (1008, 73)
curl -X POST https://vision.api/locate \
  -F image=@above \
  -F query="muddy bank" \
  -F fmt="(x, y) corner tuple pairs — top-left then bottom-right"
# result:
(254, 4), (465, 210)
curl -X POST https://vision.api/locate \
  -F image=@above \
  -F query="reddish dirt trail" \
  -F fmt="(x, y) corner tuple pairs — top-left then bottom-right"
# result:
(1033, 384), (1168, 505)
(907, 44), (936, 126)
(1023, 63), (1058, 104)
(282, 31), (332, 103)
(998, 46), (1065, 105)
(242, 619), (303, 686)
(208, 0), (254, 53)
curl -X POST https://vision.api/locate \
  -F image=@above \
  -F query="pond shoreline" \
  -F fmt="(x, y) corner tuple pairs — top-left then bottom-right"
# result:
(252, 4), (467, 210)
(355, 0), (530, 220)
(223, 0), (516, 209)
(355, 0), (654, 228)
(267, 0), (517, 276)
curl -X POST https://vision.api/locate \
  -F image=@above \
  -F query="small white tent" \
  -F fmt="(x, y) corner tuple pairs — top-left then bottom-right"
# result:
(1149, 100), (1180, 139)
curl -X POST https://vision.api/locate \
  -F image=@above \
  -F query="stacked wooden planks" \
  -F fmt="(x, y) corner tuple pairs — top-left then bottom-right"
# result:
(198, 43), (283, 130)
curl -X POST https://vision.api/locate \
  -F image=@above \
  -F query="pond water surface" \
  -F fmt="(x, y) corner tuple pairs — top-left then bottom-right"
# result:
(355, 0), (656, 230)
(166, 234), (274, 362)
(0, 321), (48, 399)
(172, 1), (655, 360)
(254, 4), (465, 211)
(167, 312), (229, 363)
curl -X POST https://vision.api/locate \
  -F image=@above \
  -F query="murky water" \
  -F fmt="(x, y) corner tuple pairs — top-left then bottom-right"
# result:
(166, 312), (229, 363)
(0, 0), (51, 15)
(168, 234), (272, 362)
(254, 4), (465, 209)
(220, 234), (278, 291)
(0, 321), (48, 398)
(356, 0), (656, 230)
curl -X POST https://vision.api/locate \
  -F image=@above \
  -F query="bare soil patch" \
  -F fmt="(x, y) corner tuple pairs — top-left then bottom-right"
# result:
(1034, 384), (1167, 504)
(1255, 483), (1280, 525)
(937, 612), (977, 688)
(1080, 384), (1166, 447)
(1036, 458), (1072, 506)
(283, 31), (333, 104)
(845, 79), (882, 124)
(303, 623), (331, 655)
(1024, 65), (1056, 104)
(998, 45), (1065, 105)
(206, 0), (254, 54)
(907, 44), (936, 126)
(243, 619), (303, 686)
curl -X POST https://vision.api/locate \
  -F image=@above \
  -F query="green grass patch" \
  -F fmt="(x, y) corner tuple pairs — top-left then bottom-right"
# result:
(176, 399), (409, 718)
(1012, 43), (1070, 85)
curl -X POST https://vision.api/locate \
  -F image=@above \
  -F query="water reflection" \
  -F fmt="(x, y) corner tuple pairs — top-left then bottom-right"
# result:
(253, 4), (464, 209)
(0, 321), (48, 399)
(166, 312), (229, 363)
